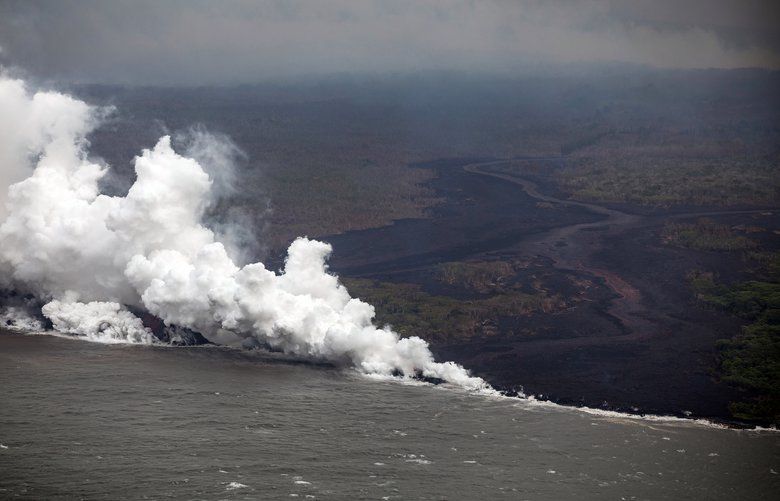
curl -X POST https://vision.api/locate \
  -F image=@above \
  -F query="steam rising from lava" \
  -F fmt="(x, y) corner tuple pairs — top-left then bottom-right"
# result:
(0, 76), (487, 390)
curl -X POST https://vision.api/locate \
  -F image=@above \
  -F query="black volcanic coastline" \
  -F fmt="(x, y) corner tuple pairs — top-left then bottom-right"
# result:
(324, 157), (775, 422)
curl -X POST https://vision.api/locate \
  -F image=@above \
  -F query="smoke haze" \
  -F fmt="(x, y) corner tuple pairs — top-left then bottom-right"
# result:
(0, 0), (778, 85)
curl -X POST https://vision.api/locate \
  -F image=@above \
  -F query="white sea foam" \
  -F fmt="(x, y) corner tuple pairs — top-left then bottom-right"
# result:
(363, 370), (778, 432)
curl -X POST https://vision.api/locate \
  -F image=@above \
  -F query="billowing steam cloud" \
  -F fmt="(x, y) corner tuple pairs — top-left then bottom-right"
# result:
(0, 76), (487, 390)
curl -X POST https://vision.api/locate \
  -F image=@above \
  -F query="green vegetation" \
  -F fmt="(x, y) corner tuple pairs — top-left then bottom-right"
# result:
(559, 157), (779, 207)
(436, 261), (518, 294)
(343, 265), (564, 342)
(689, 268), (780, 423)
(745, 251), (780, 281)
(264, 162), (440, 248)
(662, 219), (758, 251)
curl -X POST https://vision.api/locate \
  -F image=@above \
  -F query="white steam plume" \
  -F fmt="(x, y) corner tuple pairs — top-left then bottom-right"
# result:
(0, 77), (488, 390)
(0, 75), (103, 220)
(42, 298), (154, 345)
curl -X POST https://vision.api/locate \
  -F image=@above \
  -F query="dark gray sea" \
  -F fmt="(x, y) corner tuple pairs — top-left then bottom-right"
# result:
(0, 332), (777, 500)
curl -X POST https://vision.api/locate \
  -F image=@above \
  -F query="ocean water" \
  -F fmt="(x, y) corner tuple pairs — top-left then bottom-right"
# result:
(0, 332), (777, 500)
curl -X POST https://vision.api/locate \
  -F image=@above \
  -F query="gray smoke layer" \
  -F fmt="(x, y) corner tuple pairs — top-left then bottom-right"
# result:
(0, 77), (489, 391)
(0, 0), (778, 85)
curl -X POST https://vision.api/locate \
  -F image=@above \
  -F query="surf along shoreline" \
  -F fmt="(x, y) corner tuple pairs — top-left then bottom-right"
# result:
(2, 327), (775, 431)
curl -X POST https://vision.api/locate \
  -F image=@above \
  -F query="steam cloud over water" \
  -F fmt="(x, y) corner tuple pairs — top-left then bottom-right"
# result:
(0, 76), (487, 390)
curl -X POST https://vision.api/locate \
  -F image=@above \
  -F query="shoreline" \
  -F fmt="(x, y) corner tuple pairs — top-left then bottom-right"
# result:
(3, 328), (776, 431)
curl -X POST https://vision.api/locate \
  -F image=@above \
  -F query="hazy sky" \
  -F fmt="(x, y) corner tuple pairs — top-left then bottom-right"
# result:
(1, 0), (778, 84)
